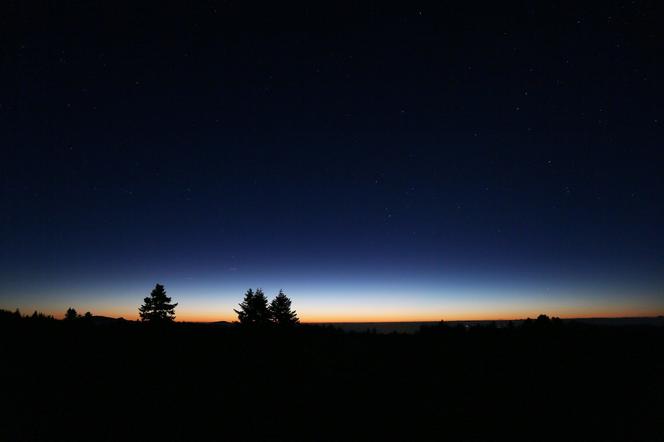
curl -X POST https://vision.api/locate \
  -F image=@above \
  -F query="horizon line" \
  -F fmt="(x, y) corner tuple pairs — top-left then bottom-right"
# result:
(72, 314), (664, 323)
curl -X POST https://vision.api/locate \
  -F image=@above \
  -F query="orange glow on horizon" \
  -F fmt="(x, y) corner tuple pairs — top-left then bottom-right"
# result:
(40, 306), (663, 323)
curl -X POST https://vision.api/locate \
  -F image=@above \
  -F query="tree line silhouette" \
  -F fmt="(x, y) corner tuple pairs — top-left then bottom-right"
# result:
(65, 307), (93, 321)
(4, 285), (662, 334)
(135, 283), (298, 326)
(235, 288), (299, 327)
(6, 283), (299, 326)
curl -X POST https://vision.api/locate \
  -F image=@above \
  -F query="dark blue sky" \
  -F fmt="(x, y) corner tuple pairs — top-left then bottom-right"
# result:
(2, 1), (663, 320)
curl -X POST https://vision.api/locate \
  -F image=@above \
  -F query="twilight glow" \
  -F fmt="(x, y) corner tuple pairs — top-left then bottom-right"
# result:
(2, 255), (662, 321)
(3, 8), (663, 321)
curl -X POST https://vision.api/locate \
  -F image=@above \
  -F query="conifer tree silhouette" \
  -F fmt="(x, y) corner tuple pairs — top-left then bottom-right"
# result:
(269, 290), (299, 327)
(65, 307), (79, 320)
(139, 283), (178, 322)
(234, 288), (271, 326)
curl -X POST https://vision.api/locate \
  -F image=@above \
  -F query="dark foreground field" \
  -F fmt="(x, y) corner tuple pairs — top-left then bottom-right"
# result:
(1, 316), (663, 441)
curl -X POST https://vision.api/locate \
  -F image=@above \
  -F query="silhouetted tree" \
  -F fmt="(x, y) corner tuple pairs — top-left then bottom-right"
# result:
(234, 288), (271, 326)
(65, 307), (79, 320)
(269, 290), (299, 327)
(84, 311), (93, 319)
(29, 311), (54, 320)
(138, 283), (178, 322)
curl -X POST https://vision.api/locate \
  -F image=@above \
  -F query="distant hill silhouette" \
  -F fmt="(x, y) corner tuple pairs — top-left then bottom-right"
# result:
(206, 320), (232, 326)
(89, 315), (127, 325)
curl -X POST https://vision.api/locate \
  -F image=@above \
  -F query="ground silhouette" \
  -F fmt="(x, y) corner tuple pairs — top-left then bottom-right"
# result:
(1, 302), (663, 441)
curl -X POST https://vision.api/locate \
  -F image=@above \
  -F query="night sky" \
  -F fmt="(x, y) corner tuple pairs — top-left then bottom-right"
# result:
(3, 1), (663, 321)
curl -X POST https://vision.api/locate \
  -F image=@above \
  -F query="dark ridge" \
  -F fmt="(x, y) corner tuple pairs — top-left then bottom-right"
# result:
(1, 310), (662, 441)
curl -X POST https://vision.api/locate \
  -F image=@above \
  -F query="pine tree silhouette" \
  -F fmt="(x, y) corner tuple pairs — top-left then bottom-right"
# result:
(234, 288), (254, 324)
(65, 307), (79, 320)
(269, 290), (299, 327)
(139, 283), (178, 322)
(234, 288), (271, 326)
